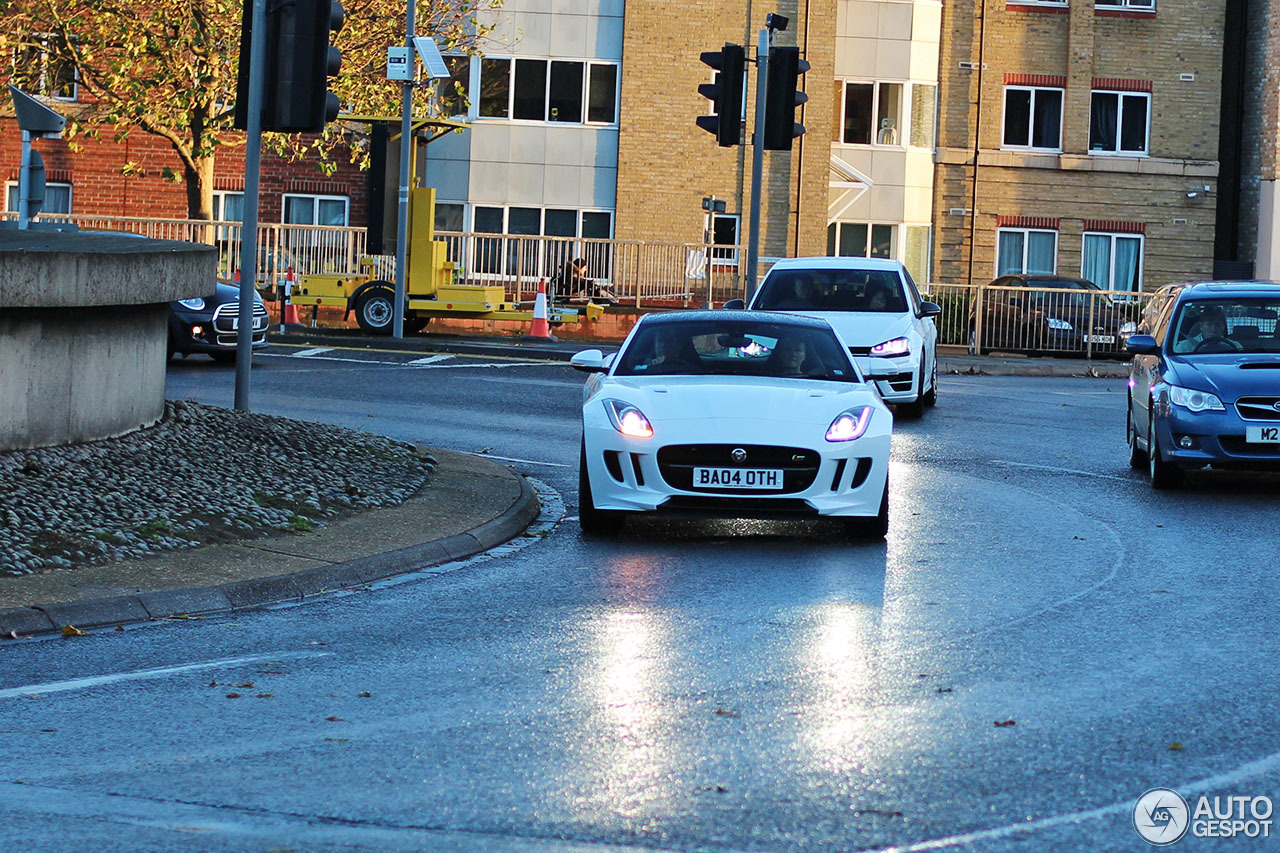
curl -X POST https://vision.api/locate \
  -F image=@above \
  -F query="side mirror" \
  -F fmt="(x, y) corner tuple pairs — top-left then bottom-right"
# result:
(919, 301), (942, 319)
(570, 349), (608, 372)
(1125, 335), (1159, 356)
(722, 298), (746, 310)
(863, 358), (899, 379)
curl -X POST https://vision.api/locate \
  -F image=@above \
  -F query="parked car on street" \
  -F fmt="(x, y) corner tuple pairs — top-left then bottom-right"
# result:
(571, 311), (895, 537)
(168, 279), (270, 363)
(1126, 281), (1280, 487)
(970, 274), (1137, 357)
(730, 257), (940, 418)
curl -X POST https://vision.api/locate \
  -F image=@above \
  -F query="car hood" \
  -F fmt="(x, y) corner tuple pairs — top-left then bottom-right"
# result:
(1166, 355), (1280, 400)
(598, 376), (881, 424)
(773, 310), (917, 346)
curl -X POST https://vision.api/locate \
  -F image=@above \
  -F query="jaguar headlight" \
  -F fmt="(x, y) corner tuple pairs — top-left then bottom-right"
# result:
(604, 400), (654, 438)
(825, 406), (873, 442)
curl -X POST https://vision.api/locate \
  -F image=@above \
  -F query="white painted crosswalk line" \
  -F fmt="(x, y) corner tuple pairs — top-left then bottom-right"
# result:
(290, 347), (336, 358)
(407, 354), (454, 365)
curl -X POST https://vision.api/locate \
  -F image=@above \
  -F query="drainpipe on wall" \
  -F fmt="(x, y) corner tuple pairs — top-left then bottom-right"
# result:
(966, 0), (988, 288)
(794, 0), (811, 258)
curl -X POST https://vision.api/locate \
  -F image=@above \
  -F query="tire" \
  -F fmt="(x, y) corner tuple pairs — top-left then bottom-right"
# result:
(1126, 403), (1147, 469)
(922, 351), (938, 407)
(846, 476), (889, 541)
(579, 442), (624, 535)
(403, 315), (429, 334)
(354, 286), (395, 335)
(1148, 414), (1183, 489)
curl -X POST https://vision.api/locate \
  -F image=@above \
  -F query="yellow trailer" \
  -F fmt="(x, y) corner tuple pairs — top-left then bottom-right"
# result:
(290, 185), (603, 334)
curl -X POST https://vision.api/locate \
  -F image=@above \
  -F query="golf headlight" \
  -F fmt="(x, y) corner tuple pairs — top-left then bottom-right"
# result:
(826, 406), (873, 442)
(1168, 384), (1225, 413)
(178, 297), (206, 310)
(604, 400), (654, 438)
(1046, 317), (1073, 330)
(870, 337), (910, 357)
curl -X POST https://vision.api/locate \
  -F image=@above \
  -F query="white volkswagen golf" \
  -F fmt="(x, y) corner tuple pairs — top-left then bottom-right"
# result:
(571, 312), (894, 538)
(740, 257), (941, 417)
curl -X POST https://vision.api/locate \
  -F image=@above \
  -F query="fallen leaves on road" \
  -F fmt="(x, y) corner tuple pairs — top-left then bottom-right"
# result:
(60, 625), (86, 638)
(225, 693), (242, 699)
(6, 631), (19, 640)
(1168, 743), (1184, 751)
(235, 682), (254, 689)
(994, 720), (1017, 727)
(936, 688), (953, 693)
(357, 691), (372, 698)
(326, 716), (344, 722)
(255, 694), (274, 699)
(714, 707), (741, 718)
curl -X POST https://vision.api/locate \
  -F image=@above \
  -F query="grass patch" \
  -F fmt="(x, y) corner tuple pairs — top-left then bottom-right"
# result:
(136, 519), (173, 541)
(286, 515), (315, 533)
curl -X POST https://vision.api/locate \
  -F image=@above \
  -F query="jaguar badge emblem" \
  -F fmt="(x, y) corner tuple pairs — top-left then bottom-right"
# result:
(731, 448), (748, 462)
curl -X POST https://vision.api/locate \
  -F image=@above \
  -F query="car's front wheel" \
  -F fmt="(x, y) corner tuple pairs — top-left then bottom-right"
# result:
(922, 351), (938, 407)
(1147, 413), (1182, 489)
(845, 476), (889, 541)
(1127, 403), (1147, 469)
(578, 442), (624, 535)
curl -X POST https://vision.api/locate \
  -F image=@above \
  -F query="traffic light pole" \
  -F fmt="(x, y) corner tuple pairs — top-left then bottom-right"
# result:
(393, 0), (416, 340)
(235, 0), (268, 412)
(746, 29), (768, 303)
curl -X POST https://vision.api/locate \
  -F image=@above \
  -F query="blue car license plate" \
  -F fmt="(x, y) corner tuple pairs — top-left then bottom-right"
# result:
(1246, 425), (1280, 443)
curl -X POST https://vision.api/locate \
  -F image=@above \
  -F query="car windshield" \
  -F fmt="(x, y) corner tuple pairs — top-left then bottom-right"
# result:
(1169, 299), (1280, 354)
(615, 320), (862, 382)
(754, 269), (908, 313)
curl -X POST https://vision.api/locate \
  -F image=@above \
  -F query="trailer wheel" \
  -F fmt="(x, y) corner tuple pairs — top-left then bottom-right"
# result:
(355, 287), (395, 335)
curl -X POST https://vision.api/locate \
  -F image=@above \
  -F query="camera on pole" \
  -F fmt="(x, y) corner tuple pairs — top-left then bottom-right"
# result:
(762, 45), (809, 150)
(235, 0), (345, 133)
(695, 44), (746, 147)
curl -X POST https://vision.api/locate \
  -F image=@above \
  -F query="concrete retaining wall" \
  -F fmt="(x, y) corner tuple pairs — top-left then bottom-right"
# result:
(0, 231), (214, 451)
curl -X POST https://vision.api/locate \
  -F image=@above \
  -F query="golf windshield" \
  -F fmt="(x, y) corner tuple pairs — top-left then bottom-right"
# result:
(615, 320), (862, 382)
(755, 269), (908, 313)
(1169, 299), (1280, 354)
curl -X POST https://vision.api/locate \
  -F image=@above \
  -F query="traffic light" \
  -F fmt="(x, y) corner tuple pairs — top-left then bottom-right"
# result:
(695, 44), (746, 147)
(235, 0), (344, 133)
(762, 45), (809, 150)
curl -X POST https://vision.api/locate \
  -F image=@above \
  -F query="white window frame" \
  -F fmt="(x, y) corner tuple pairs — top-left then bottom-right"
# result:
(1002, 85), (1064, 152)
(5, 180), (73, 214)
(828, 221), (898, 259)
(1089, 90), (1151, 156)
(473, 57), (619, 126)
(281, 194), (349, 226)
(1081, 232), (1145, 292)
(464, 204), (616, 279)
(1096, 0), (1155, 10)
(996, 228), (1058, 275)
(836, 79), (908, 147)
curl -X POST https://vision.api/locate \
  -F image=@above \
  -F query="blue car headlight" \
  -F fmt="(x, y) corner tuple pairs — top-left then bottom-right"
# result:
(1046, 317), (1073, 331)
(1168, 384), (1225, 413)
(178, 297), (206, 310)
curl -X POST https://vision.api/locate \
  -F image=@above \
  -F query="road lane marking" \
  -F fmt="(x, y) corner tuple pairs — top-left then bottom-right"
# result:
(290, 347), (335, 358)
(258, 352), (550, 370)
(476, 453), (572, 468)
(408, 354), (453, 364)
(992, 460), (1130, 482)
(0, 651), (324, 699)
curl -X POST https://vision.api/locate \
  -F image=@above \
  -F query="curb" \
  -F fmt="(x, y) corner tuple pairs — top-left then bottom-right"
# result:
(0, 476), (540, 640)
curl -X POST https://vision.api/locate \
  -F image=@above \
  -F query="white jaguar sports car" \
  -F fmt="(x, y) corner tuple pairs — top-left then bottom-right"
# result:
(571, 311), (894, 538)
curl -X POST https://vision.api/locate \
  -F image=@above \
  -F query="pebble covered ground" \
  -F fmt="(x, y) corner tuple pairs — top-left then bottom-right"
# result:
(0, 401), (436, 577)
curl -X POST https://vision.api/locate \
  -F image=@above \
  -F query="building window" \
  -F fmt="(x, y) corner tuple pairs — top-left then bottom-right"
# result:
(467, 206), (615, 278)
(214, 191), (244, 222)
(1089, 91), (1149, 155)
(1082, 232), (1143, 291)
(5, 180), (72, 214)
(476, 57), (618, 124)
(997, 228), (1057, 275)
(827, 222), (895, 259)
(1002, 86), (1063, 151)
(836, 81), (903, 146)
(904, 225), (932, 285)
(437, 56), (470, 118)
(435, 202), (465, 232)
(709, 213), (740, 267)
(909, 84), (936, 148)
(1096, 0), (1155, 10)
(282, 194), (349, 226)
(12, 34), (77, 101)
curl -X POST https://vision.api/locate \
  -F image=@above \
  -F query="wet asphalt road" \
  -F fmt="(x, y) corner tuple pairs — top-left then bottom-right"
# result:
(0, 344), (1277, 852)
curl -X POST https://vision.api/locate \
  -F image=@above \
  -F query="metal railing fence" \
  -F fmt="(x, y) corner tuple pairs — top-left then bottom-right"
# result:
(926, 283), (1162, 358)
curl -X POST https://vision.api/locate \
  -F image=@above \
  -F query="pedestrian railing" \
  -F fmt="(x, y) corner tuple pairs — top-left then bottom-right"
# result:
(926, 283), (1159, 359)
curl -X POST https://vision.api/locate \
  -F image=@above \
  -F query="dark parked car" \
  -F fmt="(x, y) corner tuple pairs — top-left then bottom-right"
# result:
(1126, 281), (1280, 487)
(970, 274), (1137, 356)
(169, 279), (269, 362)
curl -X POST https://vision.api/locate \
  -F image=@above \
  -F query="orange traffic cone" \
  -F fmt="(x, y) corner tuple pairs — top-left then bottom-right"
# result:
(282, 266), (300, 326)
(524, 279), (556, 341)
